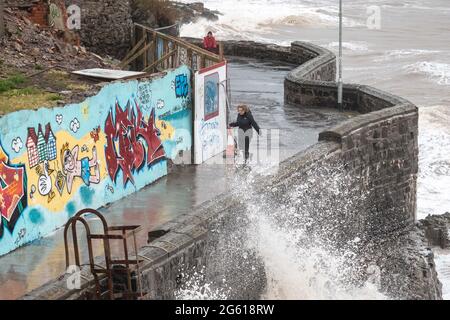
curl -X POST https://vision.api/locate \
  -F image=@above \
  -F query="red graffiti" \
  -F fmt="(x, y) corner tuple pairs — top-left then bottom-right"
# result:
(90, 126), (100, 143)
(0, 144), (27, 237)
(105, 100), (165, 186)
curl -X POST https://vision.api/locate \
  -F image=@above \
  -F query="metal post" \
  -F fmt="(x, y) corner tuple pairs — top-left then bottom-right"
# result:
(337, 0), (343, 111)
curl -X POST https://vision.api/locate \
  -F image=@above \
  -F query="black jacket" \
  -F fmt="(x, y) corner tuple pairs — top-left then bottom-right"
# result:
(229, 111), (260, 134)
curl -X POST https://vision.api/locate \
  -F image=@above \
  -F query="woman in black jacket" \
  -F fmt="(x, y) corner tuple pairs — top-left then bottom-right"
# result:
(229, 104), (261, 162)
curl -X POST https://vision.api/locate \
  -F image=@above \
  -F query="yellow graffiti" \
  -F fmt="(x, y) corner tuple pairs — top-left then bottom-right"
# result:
(156, 119), (175, 141)
(11, 129), (108, 213)
(81, 103), (89, 120)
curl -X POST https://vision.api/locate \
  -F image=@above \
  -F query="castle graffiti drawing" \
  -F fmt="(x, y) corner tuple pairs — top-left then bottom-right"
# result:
(26, 123), (57, 168)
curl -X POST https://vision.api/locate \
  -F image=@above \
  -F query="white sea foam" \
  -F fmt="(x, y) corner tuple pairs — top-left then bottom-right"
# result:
(374, 49), (441, 62)
(176, 163), (387, 300)
(325, 41), (370, 52)
(405, 62), (450, 86)
(434, 248), (450, 300)
(179, 0), (362, 43)
(417, 105), (450, 219)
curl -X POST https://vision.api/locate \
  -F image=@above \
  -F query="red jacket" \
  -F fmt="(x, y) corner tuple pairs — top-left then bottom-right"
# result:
(203, 36), (217, 49)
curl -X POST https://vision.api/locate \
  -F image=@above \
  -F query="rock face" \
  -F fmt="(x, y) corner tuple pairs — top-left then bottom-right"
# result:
(364, 227), (443, 299)
(130, 1), (219, 37)
(65, 0), (133, 59)
(171, 1), (219, 24)
(60, 1), (218, 59)
(418, 213), (450, 249)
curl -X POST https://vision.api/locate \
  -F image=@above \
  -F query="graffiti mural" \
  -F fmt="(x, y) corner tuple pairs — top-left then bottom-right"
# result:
(175, 74), (189, 98)
(61, 144), (100, 193)
(26, 123), (57, 168)
(0, 142), (27, 238)
(48, 0), (67, 31)
(104, 100), (165, 187)
(0, 65), (192, 256)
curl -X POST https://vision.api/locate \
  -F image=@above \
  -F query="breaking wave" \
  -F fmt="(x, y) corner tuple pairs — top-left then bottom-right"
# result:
(175, 163), (387, 300)
(179, 0), (362, 43)
(405, 62), (450, 86)
(417, 105), (450, 219)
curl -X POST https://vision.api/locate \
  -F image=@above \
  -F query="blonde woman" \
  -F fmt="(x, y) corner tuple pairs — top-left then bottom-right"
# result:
(229, 104), (261, 162)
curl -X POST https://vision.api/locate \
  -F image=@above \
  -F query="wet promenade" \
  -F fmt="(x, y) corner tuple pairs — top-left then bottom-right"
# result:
(0, 57), (350, 299)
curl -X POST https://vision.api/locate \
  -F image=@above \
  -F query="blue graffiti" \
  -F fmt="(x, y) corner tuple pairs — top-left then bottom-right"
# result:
(80, 186), (94, 206)
(175, 74), (189, 98)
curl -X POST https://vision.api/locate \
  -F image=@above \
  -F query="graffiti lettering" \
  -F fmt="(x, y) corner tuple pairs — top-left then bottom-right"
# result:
(104, 100), (166, 187)
(0, 142), (27, 238)
(175, 74), (189, 98)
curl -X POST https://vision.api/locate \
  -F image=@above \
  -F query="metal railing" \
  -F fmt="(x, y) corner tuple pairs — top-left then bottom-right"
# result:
(120, 23), (224, 73)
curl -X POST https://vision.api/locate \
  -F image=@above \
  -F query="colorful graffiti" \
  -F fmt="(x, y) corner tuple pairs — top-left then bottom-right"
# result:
(61, 144), (100, 193)
(0, 142), (27, 238)
(175, 74), (189, 98)
(104, 100), (166, 187)
(26, 123), (57, 168)
(0, 65), (192, 256)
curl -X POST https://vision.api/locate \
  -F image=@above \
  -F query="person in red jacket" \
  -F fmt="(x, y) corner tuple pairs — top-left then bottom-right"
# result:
(203, 31), (218, 53)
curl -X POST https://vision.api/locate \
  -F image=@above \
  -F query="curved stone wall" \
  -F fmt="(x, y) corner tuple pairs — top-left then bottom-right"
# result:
(23, 39), (440, 300)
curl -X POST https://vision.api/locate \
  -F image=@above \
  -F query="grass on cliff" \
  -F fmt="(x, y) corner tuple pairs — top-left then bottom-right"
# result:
(0, 73), (62, 116)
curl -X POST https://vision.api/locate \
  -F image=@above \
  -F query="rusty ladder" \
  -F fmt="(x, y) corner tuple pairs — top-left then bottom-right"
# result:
(63, 208), (144, 300)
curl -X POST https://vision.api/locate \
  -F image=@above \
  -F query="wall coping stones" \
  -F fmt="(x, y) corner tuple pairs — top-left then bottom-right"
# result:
(319, 103), (417, 143)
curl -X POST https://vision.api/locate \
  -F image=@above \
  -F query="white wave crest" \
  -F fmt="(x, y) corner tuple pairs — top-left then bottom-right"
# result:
(405, 61), (450, 86)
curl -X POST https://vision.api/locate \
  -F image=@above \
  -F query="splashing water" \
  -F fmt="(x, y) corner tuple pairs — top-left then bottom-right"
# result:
(176, 161), (387, 300)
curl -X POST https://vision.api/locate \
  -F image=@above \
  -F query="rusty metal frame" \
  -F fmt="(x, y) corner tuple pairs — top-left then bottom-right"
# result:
(63, 208), (144, 300)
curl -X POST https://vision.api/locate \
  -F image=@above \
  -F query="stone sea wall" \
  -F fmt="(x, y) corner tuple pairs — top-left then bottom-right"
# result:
(22, 40), (441, 300)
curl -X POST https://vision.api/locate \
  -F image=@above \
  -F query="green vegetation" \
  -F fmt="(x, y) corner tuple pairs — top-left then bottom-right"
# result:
(0, 88), (61, 115)
(0, 73), (62, 115)
(0, 74), (27, 93)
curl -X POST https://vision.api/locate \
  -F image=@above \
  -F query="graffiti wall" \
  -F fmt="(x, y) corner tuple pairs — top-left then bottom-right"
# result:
(0, 65), (192, 255)
(194, 61), (228, 164)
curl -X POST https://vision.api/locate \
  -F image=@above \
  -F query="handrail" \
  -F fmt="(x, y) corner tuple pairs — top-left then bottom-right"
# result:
(134, 23), (222, 62)
(154, 23), (179, 31)
(120, 23), (224, 73)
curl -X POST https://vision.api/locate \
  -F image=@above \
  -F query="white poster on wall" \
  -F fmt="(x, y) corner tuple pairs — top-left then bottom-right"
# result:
(194, 61), (228, 164)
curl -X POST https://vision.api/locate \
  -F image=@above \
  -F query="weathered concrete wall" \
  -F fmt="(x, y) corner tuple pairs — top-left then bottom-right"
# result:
(0, 66), (193, 256)
(22, 40), (441, 300)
